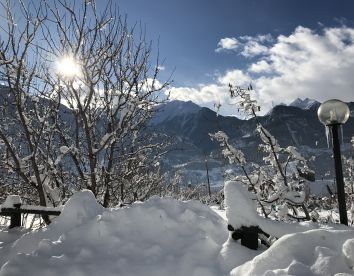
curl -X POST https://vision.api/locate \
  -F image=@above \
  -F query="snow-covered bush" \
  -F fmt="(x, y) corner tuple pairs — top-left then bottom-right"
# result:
(211, 85), (313, 221)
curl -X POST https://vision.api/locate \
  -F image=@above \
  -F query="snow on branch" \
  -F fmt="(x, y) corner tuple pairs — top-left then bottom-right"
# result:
(210, 131), (246, 165)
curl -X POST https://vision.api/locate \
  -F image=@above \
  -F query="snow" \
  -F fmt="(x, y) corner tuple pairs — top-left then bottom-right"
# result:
(1, 195), (22, 208)
(289, 98), (320, 110)
(0, 190), (228, 276)
(232, 229), (354, 276)
(19, 205), (62, 212)
(1, 189), (354, 276)
(59, 146), (70, 154)
(150, 100), (200, 125)
(224, 181), (259, 229)
(224, 180), (350, 237)
(99, 132), (113, 146)
(118, 107), (129, 129)
(219, 236), (260, 272)
(224, 181), (354, 275)
(285, 146), (306, 162)
(210, 131), (246, 165)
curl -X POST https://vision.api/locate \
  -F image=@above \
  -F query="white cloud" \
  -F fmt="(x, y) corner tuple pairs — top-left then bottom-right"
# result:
(241, 41), (269, 57)
(215, 37), (239, 52)
(251, 26), (354, 110)
(175, 26), (354, 116)
(216, 34), (273, 57)
(240, 34), (273, 43)
(168, 70), (251, 115)
(143, 78), (163, 92)
(169, 85), (234, 115)
(217, 69), (251, 86)
(248, 60), (272, 73)
(169, 85), (225, 103)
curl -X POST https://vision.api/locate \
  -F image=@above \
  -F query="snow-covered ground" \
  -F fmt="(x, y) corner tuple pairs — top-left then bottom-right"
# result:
(1, 189), (354, 276)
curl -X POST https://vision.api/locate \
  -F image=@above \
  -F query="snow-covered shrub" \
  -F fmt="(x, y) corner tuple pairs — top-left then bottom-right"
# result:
(211, 85), (314, 221)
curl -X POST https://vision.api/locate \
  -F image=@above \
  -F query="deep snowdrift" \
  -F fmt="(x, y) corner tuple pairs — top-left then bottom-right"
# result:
(232, 228), (354, 276)
(0, 191), (228, 276)
(222, 181), (354, 276)
(1, 189), (354, 276)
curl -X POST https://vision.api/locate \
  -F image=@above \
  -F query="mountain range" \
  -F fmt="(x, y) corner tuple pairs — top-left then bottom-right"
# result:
(150, 98), (354, 186)
(1, 82), (353, 189)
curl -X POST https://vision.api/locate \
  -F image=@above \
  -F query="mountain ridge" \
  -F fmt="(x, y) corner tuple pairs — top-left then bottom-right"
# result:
(152, 99), (354, 181)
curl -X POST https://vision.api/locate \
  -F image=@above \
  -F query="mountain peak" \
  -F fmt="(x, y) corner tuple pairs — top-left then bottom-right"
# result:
(289, 98), (320, 110)
(150, 100), (201, 125)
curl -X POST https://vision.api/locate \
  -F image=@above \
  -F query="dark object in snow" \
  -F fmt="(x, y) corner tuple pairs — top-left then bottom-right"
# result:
(0, 199), (61, 228)
(326, 184), (334, 196)
(10, 203), (22, 229)
(227, 224), (235, 231)
(227, 224), (271, 250)
(231, 228), (244, 241)
(297, 167), (315, 182)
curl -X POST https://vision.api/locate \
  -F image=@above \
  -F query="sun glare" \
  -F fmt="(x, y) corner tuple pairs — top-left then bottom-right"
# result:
(56, 56), (81, 78)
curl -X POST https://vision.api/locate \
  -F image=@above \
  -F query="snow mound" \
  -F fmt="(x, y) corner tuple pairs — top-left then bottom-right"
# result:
(56, 189), (104, 227)
(224, 181), (259, 229)
(222, 181), (354, 275)
(2, 189), (354, 276)
(0, 190), (103, 267)
(231, 229), (354, 276)
(224, 181), (343, 238)
(0, 192), (228, 276)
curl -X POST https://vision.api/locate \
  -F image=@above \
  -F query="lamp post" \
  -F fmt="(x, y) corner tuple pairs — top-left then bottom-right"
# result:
(318, 99), (350, 225)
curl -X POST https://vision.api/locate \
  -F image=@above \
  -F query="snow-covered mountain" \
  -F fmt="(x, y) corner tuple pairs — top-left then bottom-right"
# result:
(1, 84), (353, 188)
(153, 99), (346, 153)
(289, 97), (320, 110)
(150, 100), (201, 125)
(151, 99), (354, 186)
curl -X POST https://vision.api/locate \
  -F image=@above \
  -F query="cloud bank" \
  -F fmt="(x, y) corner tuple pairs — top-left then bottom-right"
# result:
(169, 26), (354, 116)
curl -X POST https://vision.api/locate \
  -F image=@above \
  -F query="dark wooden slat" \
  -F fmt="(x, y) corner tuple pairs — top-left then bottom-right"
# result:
(0, 208), (61, 216)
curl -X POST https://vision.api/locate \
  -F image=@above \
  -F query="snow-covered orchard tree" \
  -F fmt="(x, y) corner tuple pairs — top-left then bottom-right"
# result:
(0, 0), (170, 213)
(210, 85), (314, 221)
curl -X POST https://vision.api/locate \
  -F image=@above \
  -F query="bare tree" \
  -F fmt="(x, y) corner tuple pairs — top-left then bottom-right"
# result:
(0, 0), (170, 214)
(0, 1), (60, 223)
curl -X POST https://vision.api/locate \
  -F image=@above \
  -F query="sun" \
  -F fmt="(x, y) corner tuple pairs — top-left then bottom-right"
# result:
(56, 56), (81, 78)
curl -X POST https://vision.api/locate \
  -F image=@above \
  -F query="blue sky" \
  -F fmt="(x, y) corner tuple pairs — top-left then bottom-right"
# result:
(114, 0), (354, 115)
(2, 0), (354, 115)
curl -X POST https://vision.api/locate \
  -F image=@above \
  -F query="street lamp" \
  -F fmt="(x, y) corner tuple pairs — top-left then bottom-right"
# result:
(318, 99), (350, 225)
